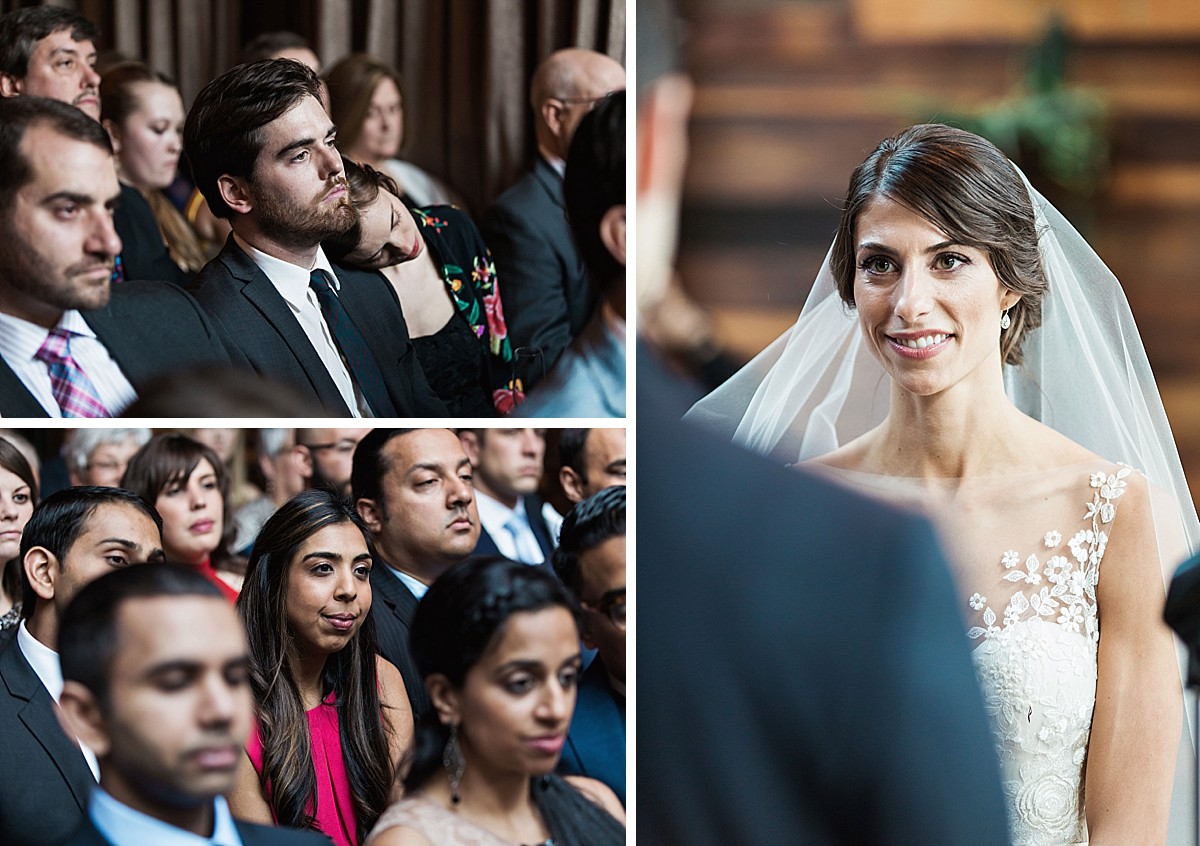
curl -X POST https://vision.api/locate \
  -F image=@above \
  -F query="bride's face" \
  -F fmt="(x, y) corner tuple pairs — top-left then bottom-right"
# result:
(344, 189), (423, 270)
(852, 197), (1020, 397)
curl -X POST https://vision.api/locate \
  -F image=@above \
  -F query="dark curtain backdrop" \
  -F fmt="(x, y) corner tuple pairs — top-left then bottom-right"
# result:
(4, 0), (626, 214)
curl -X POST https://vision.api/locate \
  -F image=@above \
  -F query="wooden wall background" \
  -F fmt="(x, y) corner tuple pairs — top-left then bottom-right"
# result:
(674, 0), (1200, 502)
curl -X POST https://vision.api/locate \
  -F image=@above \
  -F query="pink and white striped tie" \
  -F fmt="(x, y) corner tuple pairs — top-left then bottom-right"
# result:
(34, 328), (111, 418)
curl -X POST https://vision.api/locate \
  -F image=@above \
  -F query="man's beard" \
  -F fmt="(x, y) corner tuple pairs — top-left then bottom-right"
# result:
(0, 220), (113, 322)
(253, 178), (356, 251)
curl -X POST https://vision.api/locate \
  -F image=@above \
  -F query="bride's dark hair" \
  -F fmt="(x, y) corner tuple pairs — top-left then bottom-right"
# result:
(405, 556), (624, 846)
(830, 123), (1047, 366)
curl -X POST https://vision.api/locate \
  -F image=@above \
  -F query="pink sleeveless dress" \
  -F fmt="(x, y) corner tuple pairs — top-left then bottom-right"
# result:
(247, 691), (359, 846)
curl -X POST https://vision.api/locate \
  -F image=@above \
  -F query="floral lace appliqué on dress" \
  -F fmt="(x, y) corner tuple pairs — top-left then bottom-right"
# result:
(967, 467), (1129, 846)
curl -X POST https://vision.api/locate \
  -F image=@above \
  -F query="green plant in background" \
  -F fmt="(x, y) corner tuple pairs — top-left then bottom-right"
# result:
(940, 17), (1109, 196)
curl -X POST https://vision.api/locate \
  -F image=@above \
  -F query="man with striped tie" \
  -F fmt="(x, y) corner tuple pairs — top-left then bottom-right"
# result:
(0, 97), (229, 417)
(184, 59), (447, 417)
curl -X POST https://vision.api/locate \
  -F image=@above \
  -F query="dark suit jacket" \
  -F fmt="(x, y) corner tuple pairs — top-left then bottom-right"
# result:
(0, 636), (95, 846)
(113, 183), (190, 287)
(472, 494), (556, 564)
(482, 156), (596, 378)
(191, 236), (447, 416)
(557, 656), (624, 805)
(637, 351), (1009, 846)
(51, 815), (331, 846)
(369, 563), (431, 725)
(0, 280), (230, 417)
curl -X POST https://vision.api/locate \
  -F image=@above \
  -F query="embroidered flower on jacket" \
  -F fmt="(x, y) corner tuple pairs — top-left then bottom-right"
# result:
(1002, 549), (1021, 569)
(1044, 530), (1062, 548)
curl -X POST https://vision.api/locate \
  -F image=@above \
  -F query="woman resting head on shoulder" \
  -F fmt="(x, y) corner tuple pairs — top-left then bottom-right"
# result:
(324, 156), (517, 415)
(366, 556), (625, 846)
(0, 437), (36, 630)
(229, 488), (411, 846)
(121, 433), (241, 600)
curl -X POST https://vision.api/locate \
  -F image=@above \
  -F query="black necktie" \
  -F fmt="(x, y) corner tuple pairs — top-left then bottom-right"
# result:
(308, 270), (391, 414)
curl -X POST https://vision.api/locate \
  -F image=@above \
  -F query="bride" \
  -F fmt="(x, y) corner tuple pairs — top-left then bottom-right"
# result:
(688, 123), (1198, 845)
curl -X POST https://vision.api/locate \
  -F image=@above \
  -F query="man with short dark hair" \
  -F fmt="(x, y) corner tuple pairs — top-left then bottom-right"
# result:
(0, 96), (229, 416)
(559, 427), (626, 504)
(482, 49), (626, 381)
(552, 486), (626, 804)
(517, 92), (626, 417)
(185, 59), (445, 417)
(0, 487), (163, 844)
(351, 428), (479, 721)
(56, 564), (329, 846)
(0, 6), (187, 285)
(459, 428), (555, 565)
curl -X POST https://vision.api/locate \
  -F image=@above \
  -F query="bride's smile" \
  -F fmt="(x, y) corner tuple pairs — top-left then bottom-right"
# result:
(852, 196), (1019, 397)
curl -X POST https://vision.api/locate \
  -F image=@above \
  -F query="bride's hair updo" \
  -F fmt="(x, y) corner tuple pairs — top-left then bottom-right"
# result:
(830, 123), (1047, 366)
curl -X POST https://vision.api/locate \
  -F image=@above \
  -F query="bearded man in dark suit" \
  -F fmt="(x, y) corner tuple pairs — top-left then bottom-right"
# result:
(184, 59), (446, 417)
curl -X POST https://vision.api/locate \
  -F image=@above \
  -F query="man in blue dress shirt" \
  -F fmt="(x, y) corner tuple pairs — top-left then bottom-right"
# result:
(52, 564), (327, 846)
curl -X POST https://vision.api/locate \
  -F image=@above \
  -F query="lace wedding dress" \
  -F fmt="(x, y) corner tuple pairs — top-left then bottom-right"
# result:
(814, 461), (1153, 845)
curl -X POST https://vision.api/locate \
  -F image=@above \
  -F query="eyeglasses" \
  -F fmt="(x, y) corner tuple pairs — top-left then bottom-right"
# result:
(298, 439), (358, 456)
(86, 460), (128, 473)
(582, 587), (626, 630)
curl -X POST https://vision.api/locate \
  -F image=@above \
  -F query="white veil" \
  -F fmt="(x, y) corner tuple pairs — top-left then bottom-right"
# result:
(686, 170), (1200, 842)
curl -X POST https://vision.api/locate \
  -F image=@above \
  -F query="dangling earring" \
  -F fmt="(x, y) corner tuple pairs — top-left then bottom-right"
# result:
(443, 724), (465, 805)
(1000, 309), (1011, 331)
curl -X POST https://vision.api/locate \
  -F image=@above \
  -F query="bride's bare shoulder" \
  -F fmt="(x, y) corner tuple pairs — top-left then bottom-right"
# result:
(802, 434), (874, 471)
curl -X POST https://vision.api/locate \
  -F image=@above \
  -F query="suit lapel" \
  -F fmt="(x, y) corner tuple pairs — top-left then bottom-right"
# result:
(532, 156), (566, 211)
(220, 242), (353, 412)
(523, 496), (556, 560)
(0, 641), (94, 812)
(0, 356), (49, 416)
(371, 564), (419, 625)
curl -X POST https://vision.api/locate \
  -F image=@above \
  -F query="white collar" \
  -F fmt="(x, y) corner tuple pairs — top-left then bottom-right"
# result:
(232, 233), (340, 308)
(90, 789), (243, 846)
(17, 618), (62, 701)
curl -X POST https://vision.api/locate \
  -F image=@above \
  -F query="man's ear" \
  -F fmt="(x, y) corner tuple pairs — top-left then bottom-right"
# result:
(59, 680), (111, 757)
(217, 174), (253, 216)
(23, 547), (60, 604)
(458, 431), (481, 469)
(356, 497), (384, 535)
(541, 99), (567, 141)
(598, 204), (626, 267)
(426, 674), (461, 726)
(0, 74), (25, 98)
(560, 465), (585, 504)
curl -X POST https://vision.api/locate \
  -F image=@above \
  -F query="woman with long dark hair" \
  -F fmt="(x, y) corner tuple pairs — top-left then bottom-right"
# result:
(0, 438), (36, 631)
(121, 432), (241, 600)
(366, 556), (624, 846)
(229, 489), (411, 846)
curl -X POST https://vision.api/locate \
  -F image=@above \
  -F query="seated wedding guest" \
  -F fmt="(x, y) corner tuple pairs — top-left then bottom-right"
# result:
(0, 6), (180, 285)
(351, 428), (480, 724)
(0, 96), (230, 417)
(552, 487), (626, 804)
(458, 429), (555, 565)
(100, 62), (205, 278)
(229, 489), (412, 846)
(324, 53), (459, 207)
(187, 427), (262, 510)
(483, 49), (625, 381)
(233, 429), (310, 554)
(56, 564), (331, 846)
(122, 433), (241, 601)
(365, 556), (625, 846)
(65, 428), (150, 488)
(517, 92), (625, 417)
(324, 157), (518, 414)
(298, 428), (367, 497)
(184, 58), (447, 417)
(0, 438), (36, 633)
(0, 487), (163, 845)
(558, 428), (626, 505)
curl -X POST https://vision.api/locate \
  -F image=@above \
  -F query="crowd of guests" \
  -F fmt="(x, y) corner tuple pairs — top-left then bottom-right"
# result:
(0, 426), (627, 846)
(0, 6), (627, 417)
